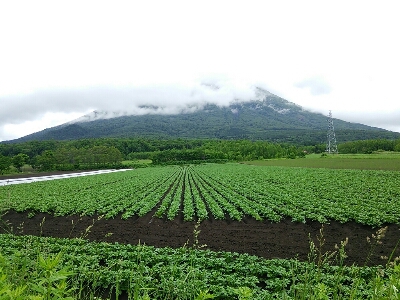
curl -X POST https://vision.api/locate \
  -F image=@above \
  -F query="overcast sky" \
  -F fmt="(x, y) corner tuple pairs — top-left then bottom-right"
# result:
(1, 1), (399, 142)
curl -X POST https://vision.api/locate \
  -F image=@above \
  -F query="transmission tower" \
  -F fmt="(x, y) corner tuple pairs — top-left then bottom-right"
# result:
(326, 110), (338, 154)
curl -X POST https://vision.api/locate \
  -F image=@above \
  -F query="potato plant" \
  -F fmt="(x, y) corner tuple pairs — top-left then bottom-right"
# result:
(1, 164), (400, 226)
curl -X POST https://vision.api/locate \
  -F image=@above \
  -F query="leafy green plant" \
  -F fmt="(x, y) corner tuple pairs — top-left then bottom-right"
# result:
(2, 233), (400, 299)
(31, 252), (75, 300)
(0, 267), (28, 300)
(233, 286), (253, 300)
(0, 250), (75, 300)
(195, 290), (215, 299)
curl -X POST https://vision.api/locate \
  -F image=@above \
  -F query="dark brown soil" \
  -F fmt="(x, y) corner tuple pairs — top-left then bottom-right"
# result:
(2, 210), (399, 266)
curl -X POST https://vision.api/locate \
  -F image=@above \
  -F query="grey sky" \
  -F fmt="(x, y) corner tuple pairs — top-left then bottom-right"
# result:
(295, 77), (332, 96)
(1, 1), (399, 141)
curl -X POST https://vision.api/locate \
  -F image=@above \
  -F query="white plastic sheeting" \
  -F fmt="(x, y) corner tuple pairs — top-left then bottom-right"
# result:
(0, 169), (132, 186)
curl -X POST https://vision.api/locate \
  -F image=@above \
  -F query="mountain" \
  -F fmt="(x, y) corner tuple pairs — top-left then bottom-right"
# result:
(7, 88), (400, 144)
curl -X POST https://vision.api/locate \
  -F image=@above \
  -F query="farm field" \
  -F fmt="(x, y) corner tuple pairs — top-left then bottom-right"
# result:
(0, 233), (388, 299)
(1, 162), (400, 298)
(2, 164), (400, 225)
(245, 152), (400, 170)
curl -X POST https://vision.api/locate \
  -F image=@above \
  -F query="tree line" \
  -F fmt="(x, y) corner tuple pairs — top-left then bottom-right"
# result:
(0, 145), (124, 174)
(338, 139), (400, 154)
(1, 138), (310, 159)
(0, 138), (310, 173)
(1, 138), (399, 174)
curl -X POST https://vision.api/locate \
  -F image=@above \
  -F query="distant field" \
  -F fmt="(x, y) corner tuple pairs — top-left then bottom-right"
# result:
(245, 152), (400, 171)
(122, 159), (152, 167)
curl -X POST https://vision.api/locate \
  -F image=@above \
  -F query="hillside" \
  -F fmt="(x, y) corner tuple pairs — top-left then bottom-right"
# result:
(7, 89), (400, 144)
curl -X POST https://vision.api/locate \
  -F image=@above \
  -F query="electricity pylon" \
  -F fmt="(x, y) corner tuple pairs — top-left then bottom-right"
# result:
(326, 110), (338, 154)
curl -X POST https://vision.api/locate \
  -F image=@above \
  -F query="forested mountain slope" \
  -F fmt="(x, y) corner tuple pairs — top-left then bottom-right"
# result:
(7, 92), (400, 144)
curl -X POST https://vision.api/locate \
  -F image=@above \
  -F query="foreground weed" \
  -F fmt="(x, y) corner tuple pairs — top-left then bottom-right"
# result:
(0, 210), (13, 234)
(31, 252), (75, 299)
(80, 214), (105, 239)
(284, 225), (352, 300)
(347, 227), (393, 300)
(39, 217), (46, 237)
(365, 226), (388, 266)
(371, 261), (400, 299)
(192, 219), (207, 250)
(0, 250), (75, 300)
(370, 232), (400, 300)
(0, 187), (13, 234)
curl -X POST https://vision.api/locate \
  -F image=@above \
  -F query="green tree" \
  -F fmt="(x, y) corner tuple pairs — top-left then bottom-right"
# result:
(394, 140), (400, 152)
(0, 155), (12, 174)
(35, 150), (56, 171)
(11, 153), (29, 172)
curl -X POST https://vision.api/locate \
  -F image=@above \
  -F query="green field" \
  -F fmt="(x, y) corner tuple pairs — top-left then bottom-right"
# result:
(122, 159), (153, 166)
(245, 152), (400, 171)
(2, 163), (400, 226)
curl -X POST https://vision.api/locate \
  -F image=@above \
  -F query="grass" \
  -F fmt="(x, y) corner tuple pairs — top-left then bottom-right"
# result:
(121, 159), (153, 169)
(308, 151), (400, 159)
(244, 152), (400, 171)
(122, 159), (152, 165)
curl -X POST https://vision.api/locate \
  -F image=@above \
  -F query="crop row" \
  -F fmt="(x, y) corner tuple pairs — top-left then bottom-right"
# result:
(195, 164), (400, 225)
(0, 234), (381, 298)
(1, 164), (400, 225)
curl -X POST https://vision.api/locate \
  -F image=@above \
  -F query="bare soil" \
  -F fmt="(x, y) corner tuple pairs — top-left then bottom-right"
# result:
(2, 210), (399, 266)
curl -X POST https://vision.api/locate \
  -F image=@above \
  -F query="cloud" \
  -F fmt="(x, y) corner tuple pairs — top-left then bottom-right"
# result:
(294, 76), (332, 96)
(0, 78), (266, 141)
(0, 79), (259, 128)
(338, 110), (400, 132)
